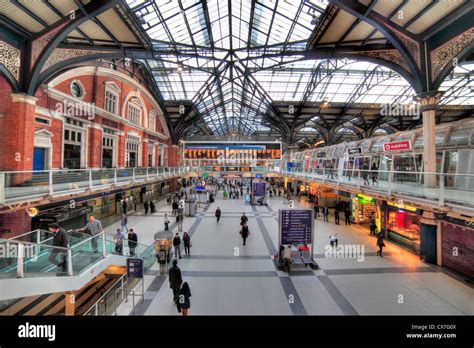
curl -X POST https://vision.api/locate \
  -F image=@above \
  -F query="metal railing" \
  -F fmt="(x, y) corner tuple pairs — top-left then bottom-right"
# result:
(278, 167), (474, 208)
(0, 166), (193, 205)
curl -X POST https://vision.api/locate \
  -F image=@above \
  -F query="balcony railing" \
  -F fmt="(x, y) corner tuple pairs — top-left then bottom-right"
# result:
(277, 167), (474, 209)
(0, 166), (192, 205)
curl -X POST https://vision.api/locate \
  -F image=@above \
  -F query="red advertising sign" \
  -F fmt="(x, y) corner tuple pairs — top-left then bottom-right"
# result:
(383, 140), (411, 151)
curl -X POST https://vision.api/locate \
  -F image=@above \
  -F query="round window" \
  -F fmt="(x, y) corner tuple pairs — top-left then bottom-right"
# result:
(71, 82), (83, 98)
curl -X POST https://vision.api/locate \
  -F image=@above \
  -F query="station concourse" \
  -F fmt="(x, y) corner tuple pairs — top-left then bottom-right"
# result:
(0, 0), (473, 317)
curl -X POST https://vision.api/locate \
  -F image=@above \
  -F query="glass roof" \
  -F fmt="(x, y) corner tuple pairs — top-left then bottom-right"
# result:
(126, 0), (473, 137)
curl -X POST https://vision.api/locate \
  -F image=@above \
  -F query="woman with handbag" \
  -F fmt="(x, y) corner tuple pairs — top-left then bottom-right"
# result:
(183, 232), (191, 256)
(177, 282), (192, 316)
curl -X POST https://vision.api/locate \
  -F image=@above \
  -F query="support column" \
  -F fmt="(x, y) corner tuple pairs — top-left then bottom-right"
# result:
(420, 210), (438, 264)
(416, 92), (441, 188)
(64, 291), (75, 316)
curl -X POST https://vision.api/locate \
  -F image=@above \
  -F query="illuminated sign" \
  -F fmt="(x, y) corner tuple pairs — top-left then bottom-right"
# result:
(26, 207), (39, 218)
(383, 140), (411, 151)
(387, 201), (417, 212)
(356, 194), (374, 202)
(183, 142), (281, 160)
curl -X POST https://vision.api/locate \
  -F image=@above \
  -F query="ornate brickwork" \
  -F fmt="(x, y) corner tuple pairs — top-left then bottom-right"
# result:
(430, 27), (474, 82)
(0, 40), (21, 80)
(41, 48), (110, 72)
(30, 22), (68, 70)
(352, 49), (410, 72)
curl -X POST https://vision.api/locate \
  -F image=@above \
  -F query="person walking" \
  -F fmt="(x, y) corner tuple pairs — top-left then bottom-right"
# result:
(370, 215), (377, 235)
(173, 232), (182, 259)
(323, 206), (329, 222)
(240, 213), (248, 227)
(314, 205), (319, 220)
(282, 245), (293, 273)
(183, 232), (191, 256)
(177, 282), (192, 316)
(113, 228), (125, 255)
(376, 232), (385, 257)
(371, 163), (379, 186)
(164, 213), (170, 231)
(344, 209), (351, 225)
(177, 213), (184, 232)
(144, 201), (149, 215)
(127, 228), (138, 256)
(120, 213), (128, 234)
(150, 201), (156, 214)
(75, 215), (103, 253)
(334, 208), (340, 225)
(47, 223), (69, 274)
(172, 201), (178, 216)
(240, 223), (250, 246)
(329, 234), (338, 248)
(122, 200), (127, 214)
(215, 207), (221, 223)
(168, 259), (182, 301)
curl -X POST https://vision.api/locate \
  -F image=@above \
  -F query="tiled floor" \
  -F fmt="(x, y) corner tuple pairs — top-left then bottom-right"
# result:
(114, 188), (474, 316)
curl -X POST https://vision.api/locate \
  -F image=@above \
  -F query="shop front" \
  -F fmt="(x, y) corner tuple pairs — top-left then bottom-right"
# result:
(385, 201), (421, 253)
(440, 216), (474, 279)
(86, 195), (116, 220)
(351, 194), (377, 224)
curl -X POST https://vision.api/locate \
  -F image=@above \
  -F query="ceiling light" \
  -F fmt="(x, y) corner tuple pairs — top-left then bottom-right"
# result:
(311, 15), (319, 25)
(177, 65), (183, 73)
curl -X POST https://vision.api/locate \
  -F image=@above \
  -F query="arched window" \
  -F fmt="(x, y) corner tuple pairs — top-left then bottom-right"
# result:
(149, 110), (157, 132)
(127, 98), (142, 126)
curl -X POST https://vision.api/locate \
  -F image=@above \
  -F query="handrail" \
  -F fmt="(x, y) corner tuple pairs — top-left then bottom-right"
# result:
(83, 273), (127, 316)
(0, 238), (69, 250)
(0, 166), (184, 175)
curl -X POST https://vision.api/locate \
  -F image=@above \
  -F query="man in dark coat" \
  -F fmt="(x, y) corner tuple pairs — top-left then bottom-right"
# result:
(240, 213), (248, 226)
(215, 207), (221, 223)
(168, 259), (183, 300)
(48, 223), (69, 274)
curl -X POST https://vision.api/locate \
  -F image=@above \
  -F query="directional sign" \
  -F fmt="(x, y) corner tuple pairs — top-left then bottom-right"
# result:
(253, 182), (266, 197)
(126, 258), (143, 279)
(347, 147), (362, 155)
(280, 209), (313, 245)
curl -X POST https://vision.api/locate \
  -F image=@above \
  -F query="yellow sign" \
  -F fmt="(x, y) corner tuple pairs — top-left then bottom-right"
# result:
(356, 194), (374, 201)
(26, 207), (39, 217)
(388, 201), (417, 212)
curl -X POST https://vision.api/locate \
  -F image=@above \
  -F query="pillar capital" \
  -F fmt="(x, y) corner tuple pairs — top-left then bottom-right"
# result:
(414, 91), (442, 112)
(10, 93), (38, 105)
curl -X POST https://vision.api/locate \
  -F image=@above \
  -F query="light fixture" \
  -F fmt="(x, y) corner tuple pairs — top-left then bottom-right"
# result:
(137, 12), (146, 25)
(177, 65), (184, 73)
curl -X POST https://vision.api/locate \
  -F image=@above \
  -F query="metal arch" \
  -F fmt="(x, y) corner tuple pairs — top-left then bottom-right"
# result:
(0, 64), (20, 92)
(27, 0), (123, 95)
(331, 0), (423, 93)
(439, 72), (474, 104)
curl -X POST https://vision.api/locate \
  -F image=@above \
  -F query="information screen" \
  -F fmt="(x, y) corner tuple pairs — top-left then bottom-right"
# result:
(253, 182), (266, 197)
(183, 142), (281, 160)
(280, 209), (313, 245)
(126, 258), (143, 279)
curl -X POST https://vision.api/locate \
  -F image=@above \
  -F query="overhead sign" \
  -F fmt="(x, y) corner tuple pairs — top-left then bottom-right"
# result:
(383, 140), (411, 151)
(253, 182), (266, 197)
(183, 142), (281, 160)
(387, 201), (417, 212)
(256, 173), (263, 178)
(202, 173), (209, 179)
(280, 209), (313, 245)
(347, 147), (362, 155)
(126, 258), (143, 279)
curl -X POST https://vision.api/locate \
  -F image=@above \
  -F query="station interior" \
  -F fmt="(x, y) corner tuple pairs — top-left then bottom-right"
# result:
(0, 0), (473, 317)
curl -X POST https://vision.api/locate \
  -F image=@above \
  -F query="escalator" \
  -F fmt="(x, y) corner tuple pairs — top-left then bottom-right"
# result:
(0, 230), (156, 301)
(0, 271), (127, 316)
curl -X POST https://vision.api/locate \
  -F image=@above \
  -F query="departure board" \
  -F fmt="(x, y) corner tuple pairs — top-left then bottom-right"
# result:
(280, 209), (313, 244)
(183, 142), (281, 160)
